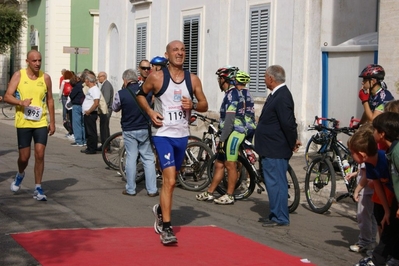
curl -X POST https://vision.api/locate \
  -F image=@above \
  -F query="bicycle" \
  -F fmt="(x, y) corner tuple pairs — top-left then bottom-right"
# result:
(304, 116), (360, 169)
(102, 131), (123, 170)
(1, 101), (16, 119)
(304, 116), (358, 214)
(207, 139), (300, 213)
(190, 113), (219, 153)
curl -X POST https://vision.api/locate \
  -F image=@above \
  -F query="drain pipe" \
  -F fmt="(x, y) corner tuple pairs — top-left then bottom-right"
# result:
(321, 51), (328, 119)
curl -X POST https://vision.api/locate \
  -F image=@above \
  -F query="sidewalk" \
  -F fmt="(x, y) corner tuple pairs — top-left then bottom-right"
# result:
(3, 110), (355, 217)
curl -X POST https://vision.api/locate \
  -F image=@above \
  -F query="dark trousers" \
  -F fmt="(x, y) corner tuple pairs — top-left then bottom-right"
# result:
(372, 200), (399, 265)
(84, 111), (98, 152)
(99, 111), (111, 145)
(67, 109), (73, 134)
(260, 157), (290, 225)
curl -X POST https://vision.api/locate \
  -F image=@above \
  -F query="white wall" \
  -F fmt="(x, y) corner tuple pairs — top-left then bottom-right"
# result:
(97, 0), (381, 144)
(45, 0), (71, 92)
(379, 0), (399, 98)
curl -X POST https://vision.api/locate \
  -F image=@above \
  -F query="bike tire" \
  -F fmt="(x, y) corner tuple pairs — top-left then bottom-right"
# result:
(208, 154), (256, 200)
(188, 135), (201, 142)
(305, 156), (336, 214)
(2, 105), (15, 119)
(118, 146), (145, 184)
(177, 141), (214, 191)
(102, 131), (123, 170)
(304, 135), (336, 169)
(304, 136), (318, 167)
(287, 164), (300, 213)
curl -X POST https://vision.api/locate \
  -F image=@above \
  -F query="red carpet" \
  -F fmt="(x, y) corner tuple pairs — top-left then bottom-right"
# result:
(11, 226), (314, 266)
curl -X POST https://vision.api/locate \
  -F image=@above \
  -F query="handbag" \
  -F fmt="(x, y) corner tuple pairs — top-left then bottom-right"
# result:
(65, 96), (73, 110)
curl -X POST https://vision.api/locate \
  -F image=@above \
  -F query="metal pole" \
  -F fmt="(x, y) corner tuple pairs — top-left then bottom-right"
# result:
(75, 47), (78, 73)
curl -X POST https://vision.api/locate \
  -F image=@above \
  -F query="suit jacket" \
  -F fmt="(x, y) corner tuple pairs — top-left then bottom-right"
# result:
(101, 80), (114, 112)
(254, 85), (298, 159)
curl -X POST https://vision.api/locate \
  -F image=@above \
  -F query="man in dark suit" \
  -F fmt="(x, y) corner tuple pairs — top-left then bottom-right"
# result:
(97, 72), (114, 150)
(254, 65), (301, 227)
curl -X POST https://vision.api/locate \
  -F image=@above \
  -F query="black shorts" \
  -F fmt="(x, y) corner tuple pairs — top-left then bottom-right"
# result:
(17, 127), (48, 149)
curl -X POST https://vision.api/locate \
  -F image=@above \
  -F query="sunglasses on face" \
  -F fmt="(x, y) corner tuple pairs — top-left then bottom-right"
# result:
(140, 67), (151, 71)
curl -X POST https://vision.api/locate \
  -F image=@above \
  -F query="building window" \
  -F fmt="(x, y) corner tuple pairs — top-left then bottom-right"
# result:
(136, 23), (147, 66)
(183, 16), (199, 75)
(248, 5), (270, 97)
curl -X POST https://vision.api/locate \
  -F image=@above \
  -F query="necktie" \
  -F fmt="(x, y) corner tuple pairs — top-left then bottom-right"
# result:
(266, 93), (272, 103)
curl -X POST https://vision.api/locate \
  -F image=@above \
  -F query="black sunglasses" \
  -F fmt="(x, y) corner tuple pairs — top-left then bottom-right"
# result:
(140, 67), (151, 71)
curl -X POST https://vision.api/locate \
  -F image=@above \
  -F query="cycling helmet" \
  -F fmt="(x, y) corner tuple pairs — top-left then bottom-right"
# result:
(312, 131), (330, 145)
(150, 56), (168, 67)
(236, 71), (250, 84)
(358, 64), (385, 80)
(215, 65), (238, 80)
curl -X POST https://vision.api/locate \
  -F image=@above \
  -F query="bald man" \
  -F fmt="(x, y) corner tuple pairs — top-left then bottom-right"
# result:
(4, 50), (55, 201)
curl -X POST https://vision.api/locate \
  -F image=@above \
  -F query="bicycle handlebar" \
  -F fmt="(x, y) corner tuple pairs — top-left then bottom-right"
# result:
(313, 116), (340, 128)
(308, 123), (355, 136)
(190, 113), (218, 124)
(308, 116), (359, 134)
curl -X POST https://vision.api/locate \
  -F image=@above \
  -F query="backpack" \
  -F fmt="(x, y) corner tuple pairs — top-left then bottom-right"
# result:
(63, 82), (73, 96)
(156, 68), (193, 99)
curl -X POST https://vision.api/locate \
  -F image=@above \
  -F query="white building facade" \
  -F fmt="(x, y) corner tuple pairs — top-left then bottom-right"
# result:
(97, 0), (391, 143)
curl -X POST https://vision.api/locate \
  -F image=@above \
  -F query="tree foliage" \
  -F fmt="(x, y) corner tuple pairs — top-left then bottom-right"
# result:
(0, 4), (26, 54)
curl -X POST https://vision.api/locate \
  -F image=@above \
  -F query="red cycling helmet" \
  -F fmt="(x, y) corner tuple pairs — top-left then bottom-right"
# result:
(358, 64), (385, 80)
(215, 65), (238, 80)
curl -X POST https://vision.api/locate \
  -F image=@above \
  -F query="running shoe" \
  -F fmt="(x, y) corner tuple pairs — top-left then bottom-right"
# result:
(10, 172), (25, 192)
(196, 191), (215, 201)
(71, 142), (84, 147)
(160, 227), (177, 245)
(214, 194), (234, 205)
(152, 204), (163, 234)
(33, 187), (47, 201)
(350, 242), (376, 254)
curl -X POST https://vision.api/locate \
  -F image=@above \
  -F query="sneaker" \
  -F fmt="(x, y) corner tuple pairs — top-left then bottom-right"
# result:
(387, 258), (399, 266)
(350, 242), (376, 253)
(10, 172), (25, 192)
(214, 194), (234, 205)
(160, 227), (178, 245)
(152, 204), (163, 234)
(33, 187), (47, 201)
(67, 134), (75, 140)
(71, 142), (84, 147)
(196, 191), (215, 201)
(354, 257), (375, 266)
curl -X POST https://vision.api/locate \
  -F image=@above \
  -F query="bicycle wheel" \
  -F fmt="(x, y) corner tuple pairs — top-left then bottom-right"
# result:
(304, 136), (319, 167)
(287, 164), (300, 213)
(2, 105), (15, 119)
(177, 141), (213, 191)
(102, 131), (123, 170)
(119, 146), (145, 183)
(305, 156), (336, 214)
(188, 135), (201, 142)
(208, 154), (256, 200)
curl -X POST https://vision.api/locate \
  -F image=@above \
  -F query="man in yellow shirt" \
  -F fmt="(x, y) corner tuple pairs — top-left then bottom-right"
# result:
(4, 50), (55, 201)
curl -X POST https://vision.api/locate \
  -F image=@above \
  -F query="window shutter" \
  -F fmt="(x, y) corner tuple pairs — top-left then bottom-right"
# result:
(136, 23), (147, 65)
(183, 17), (199, 74)
(249, 5), (270, 96)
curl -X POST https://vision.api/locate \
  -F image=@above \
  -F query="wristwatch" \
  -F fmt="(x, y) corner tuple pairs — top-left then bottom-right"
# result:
(192, 102), (197, 110)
